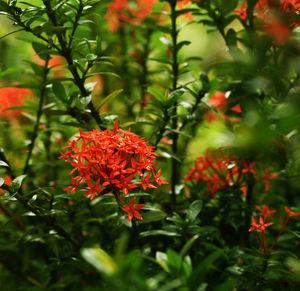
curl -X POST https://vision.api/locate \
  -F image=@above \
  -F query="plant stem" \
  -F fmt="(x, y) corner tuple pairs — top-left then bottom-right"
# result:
(170, 0), (179, 208)
(119, 26), (134, 118)
(42, 0), (104, 129)
(23, 59), (49, 175)
(139, 28), (152, 118)
(271, 216), (290, 249)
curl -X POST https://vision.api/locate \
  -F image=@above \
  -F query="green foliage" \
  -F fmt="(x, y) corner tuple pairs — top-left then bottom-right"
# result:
(0, 0), (300, 289)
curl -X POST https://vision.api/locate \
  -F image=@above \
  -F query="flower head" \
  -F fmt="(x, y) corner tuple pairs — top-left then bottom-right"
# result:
(121, 197), (145, 221)
(256, 204), (277, 218)
(284, 206), (300, 217)
(60, 120), (167, 220)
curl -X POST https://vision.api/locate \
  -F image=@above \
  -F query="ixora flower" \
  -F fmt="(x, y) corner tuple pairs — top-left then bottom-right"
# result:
(0, 87), (32, 119)
(184, 147), (278, 198)
(60, 120), (167, 221)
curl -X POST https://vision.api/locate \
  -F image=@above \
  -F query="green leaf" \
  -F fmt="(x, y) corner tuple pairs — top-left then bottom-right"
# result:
(166, 89), (184, 106)
(141, 209), (167, 223)
(219, 0), (238, 15)
(188, 250), (223, 288)
(9, 175), (27, 193)
(148, 87), (166, 103)
(174, 8), (198, 18)
(187, 200), (203, 221)
(81, 247), (117, 276)
(96, 35), (102, 55)
(79, 95), (91, 106)
(167, 249), (182, 271)
(0, 29), (25, 41)
(140, 230), (180, 237)
(180, 234), (200, 258)
(226, 28), (237, 47)
(97, 89), (123, 111)
(0, 2), (11, 12)
(0, 177), (4, 188)
(32, 42), (49, 61)
(52, 82), (67, 103)
(86, 53), (97, 61)
(0, 160), (9, 167)
(176, 40), (191, 52)
(159, 37), (171, 48)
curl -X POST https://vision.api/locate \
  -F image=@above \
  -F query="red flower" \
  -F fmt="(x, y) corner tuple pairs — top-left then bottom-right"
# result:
(105, 0), (155, 32)
(0, 175), (12, 194)
(121, 197), (145, 221)
(249, 216), (273, 232)
(234, 1), (248, 20)
(204, 91), (242, 123)
(249, 216), (260, 232)
(242, 161), (258, 175)
(60, 119), (167, 221)
(0, 87), (32, 119)
(284, 206), (300, 217)
(262, 170), (278, 191)
(185, 147), (253, 198)
(256, 205), (277, 218)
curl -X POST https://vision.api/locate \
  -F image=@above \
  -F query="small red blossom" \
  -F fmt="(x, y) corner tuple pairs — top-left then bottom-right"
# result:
(0, 87), (32, 119)
(262, 170), (278, 191)
(248, 216), (260, 232)
(284, 206), (300, 217)
(0, 175), (12, 194)
(249, 216), (273, 232)
(204, 91), (242, 123)
(60, 119), (167, 221)
(234, 1), (248, 20)
(256, 205), (277, 218)
(121, 197), (145, 221)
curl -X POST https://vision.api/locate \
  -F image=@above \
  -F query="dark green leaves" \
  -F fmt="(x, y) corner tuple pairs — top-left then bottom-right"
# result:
(9, 175), (27, 193)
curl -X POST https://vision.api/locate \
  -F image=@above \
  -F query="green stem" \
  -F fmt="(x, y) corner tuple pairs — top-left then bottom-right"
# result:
(170, 0), (179, 208)
(119, 27), (134, 118)
(23, 59), (49, 175)
(139, 28), (152, 118)
(42, 0), (104, 129)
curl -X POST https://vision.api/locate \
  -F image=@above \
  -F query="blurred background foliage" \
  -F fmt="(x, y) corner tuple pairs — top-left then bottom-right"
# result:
(0, 0), (300, 290)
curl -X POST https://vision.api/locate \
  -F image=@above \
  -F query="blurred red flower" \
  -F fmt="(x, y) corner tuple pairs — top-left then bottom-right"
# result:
(204, 91), (242, 123)
(0, 87), (32, 119)
(0, 175), (12, 194)
(105, 0), (156, 32)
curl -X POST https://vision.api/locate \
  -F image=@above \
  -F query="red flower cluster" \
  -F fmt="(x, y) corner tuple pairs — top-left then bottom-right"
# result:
(249, 205), (300, 252)
(184, 147), (278, 198)
(60, 120), (167, 221)
(0, 87), (32, 119)
(235, 0), (300, 44)
(205, 91), (242, 122)
(105, 0), (156, 32)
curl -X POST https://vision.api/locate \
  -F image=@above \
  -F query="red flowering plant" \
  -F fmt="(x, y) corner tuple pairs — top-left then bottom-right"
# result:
(235, 0), (300, 44)
(249, 204), (300, 253)
(60, 120), (167, 221)
(184, 147), (278, 199)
